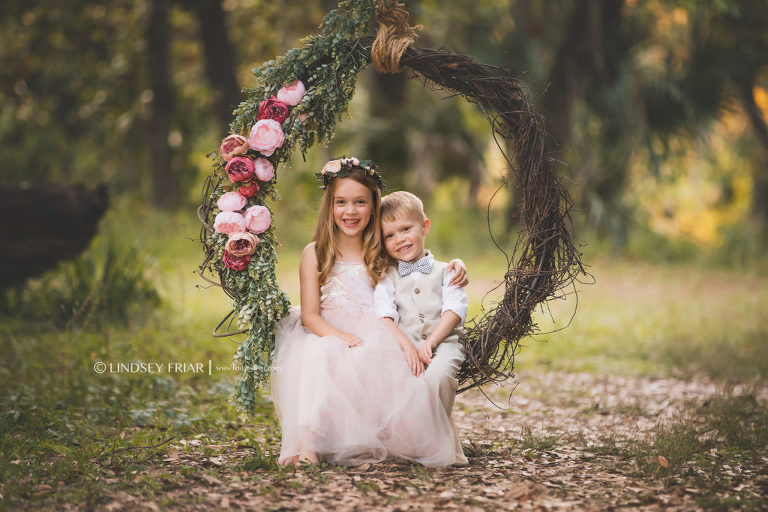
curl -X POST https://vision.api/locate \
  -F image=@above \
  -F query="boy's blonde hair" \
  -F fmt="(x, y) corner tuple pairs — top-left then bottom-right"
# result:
(380, 191), (427, 223)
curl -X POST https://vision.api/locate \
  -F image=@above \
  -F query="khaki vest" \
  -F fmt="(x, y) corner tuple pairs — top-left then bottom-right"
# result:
(387, 260), (465, 344)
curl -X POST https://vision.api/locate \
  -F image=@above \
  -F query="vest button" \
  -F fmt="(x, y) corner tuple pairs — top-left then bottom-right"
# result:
(414, 288), (420, 294)
(418, 313), (424, 319)
(421, 334), (427, 340)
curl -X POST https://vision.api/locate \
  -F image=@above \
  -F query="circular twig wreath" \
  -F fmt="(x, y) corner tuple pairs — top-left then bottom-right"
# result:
(198, 0), (586, 415)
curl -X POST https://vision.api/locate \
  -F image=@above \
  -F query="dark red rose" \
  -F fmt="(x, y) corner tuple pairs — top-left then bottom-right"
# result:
(222, 251), (251, 271)
(225, 156), (256, 183)
(257, 96), (290, 124)
(238, 181), (259, 197)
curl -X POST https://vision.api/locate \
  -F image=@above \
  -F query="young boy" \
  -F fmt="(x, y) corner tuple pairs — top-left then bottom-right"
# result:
(373, 191), (468, 465)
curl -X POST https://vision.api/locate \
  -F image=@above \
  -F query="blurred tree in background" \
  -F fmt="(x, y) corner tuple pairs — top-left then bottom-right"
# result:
(1, 0), (766, 251)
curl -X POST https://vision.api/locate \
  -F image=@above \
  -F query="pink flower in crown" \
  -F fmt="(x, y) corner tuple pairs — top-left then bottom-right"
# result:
(222, 251), (250, 271)
(341, 157), (360, 166)
(253, 158), (275, 182)
(225, 156), (255, 183)
(219, 134), (249, 161)
(217, 191), (247, 212)
(321, 159), (342, 175)
(248, 119), (285, 157)
(276, 80), (306, 106)
(213, 211), (246, 235)
(225, 232), (259, 258)
(243, 205), (271, 234)
(238, 181), (259, 198)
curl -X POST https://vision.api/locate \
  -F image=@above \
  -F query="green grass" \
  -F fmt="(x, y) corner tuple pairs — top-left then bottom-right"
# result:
(517, 425), (562, 454)
(515, 255), (768, 380)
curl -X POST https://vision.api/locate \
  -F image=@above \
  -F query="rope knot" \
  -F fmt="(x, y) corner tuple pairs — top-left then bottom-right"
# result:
(372, 0), (422, 74)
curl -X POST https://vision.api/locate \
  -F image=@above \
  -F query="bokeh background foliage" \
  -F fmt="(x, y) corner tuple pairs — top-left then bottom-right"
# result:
(0, 0), (767, 506)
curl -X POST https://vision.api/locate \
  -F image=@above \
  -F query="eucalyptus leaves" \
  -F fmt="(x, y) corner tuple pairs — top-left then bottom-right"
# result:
(201, 1), (383, 416)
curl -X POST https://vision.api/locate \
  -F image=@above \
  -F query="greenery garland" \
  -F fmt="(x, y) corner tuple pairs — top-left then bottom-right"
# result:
(199, 1), (383, 416)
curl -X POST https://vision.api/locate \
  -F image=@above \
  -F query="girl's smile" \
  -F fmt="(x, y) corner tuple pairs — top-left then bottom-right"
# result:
(333, 178), (373, 238)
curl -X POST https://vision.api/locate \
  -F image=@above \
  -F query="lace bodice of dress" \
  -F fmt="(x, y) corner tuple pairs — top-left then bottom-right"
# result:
(319, 262), (374, 315)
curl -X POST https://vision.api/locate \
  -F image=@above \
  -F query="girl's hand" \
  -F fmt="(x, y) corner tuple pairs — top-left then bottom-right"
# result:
(338, 332), (362, 348)
(402, 344), (424, 376)
(447, 259), (469, 287)
(417, 341), (433, 365)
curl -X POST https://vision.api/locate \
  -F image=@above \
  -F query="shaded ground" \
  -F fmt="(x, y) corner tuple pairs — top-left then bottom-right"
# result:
(81, 371), (768, 511)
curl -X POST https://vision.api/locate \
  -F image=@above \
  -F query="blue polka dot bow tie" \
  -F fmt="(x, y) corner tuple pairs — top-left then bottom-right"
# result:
(398, 255), (433, 277)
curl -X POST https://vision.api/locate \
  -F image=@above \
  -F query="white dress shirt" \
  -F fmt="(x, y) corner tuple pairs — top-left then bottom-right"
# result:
(373, 252), (468, 324)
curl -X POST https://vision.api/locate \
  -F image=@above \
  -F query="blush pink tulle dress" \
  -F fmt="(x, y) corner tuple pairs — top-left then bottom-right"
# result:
(271, 261), (457, 467)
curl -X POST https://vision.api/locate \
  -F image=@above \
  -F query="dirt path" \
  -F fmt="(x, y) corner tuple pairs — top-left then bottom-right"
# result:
(100, 371), (767, 511)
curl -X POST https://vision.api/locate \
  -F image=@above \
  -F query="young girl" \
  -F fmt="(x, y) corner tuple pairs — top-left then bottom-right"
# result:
(271, 158), (464, 467)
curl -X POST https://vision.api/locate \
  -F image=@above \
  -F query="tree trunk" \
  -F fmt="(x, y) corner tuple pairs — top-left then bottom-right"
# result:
(365, 70), (410, 189)
(518, 0), (625, 233)
(737, 75), (768, 227)
(195, 0), (240, 131)
(507, 0), (620, 227)
(146, 0), (177, 210)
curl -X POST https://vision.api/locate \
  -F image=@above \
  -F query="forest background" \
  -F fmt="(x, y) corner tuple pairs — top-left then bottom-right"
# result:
(1, 0), (767, 509)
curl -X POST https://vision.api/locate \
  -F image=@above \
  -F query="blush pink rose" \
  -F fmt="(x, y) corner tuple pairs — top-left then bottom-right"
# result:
(248, 119), (285, 157)
(225, 156), (256, 183)
(238, 181), (259, 197)
(222, 251), (250, 271)
(257, 96), (290, 124)
(243, 205), (271, 234)
(213, 211), (246, 235)
(217, 191), (247, 212)
(225, 232), (260, 258)
(276, 80), (306, 106)
(321, 159), (341, 175)
(219, 134), (249, 161)
(253, 158), (275, 182)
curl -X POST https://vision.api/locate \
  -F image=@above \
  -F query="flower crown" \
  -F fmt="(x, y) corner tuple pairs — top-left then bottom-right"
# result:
(315, 157), (386, 190)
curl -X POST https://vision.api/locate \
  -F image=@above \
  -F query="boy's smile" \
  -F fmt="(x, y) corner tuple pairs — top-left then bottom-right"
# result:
(382, 217), (431, 262)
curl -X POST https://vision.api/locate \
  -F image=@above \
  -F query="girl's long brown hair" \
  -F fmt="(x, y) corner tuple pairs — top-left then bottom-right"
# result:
(313, 169), (385, 286)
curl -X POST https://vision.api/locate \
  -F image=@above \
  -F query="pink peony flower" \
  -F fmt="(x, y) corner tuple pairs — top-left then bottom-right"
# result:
(257, 96), (290, 124)
(321, 159), (342, 175)
(243, 205), (272, 234)
(217, 191), (247, 212)
(213, 211), (246, 235)
(248, 119), (285, 157)
(341, 157), (360, 166)
(225, 156), (256, 183)
(222, 251), (251, 271)
(253, 158), (275, 182)
(238, 181), (259, 197)
(276, 80), (306, 106)
(219, 134), (249, 161)
(225, 232), (260, 258)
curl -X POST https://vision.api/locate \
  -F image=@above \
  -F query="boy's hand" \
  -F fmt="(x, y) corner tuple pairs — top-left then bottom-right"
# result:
(417, 341), (433, 365)
(447, 259), (469, 287)
(338, 332), (362, 348)
(402, 344), (424, 376)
